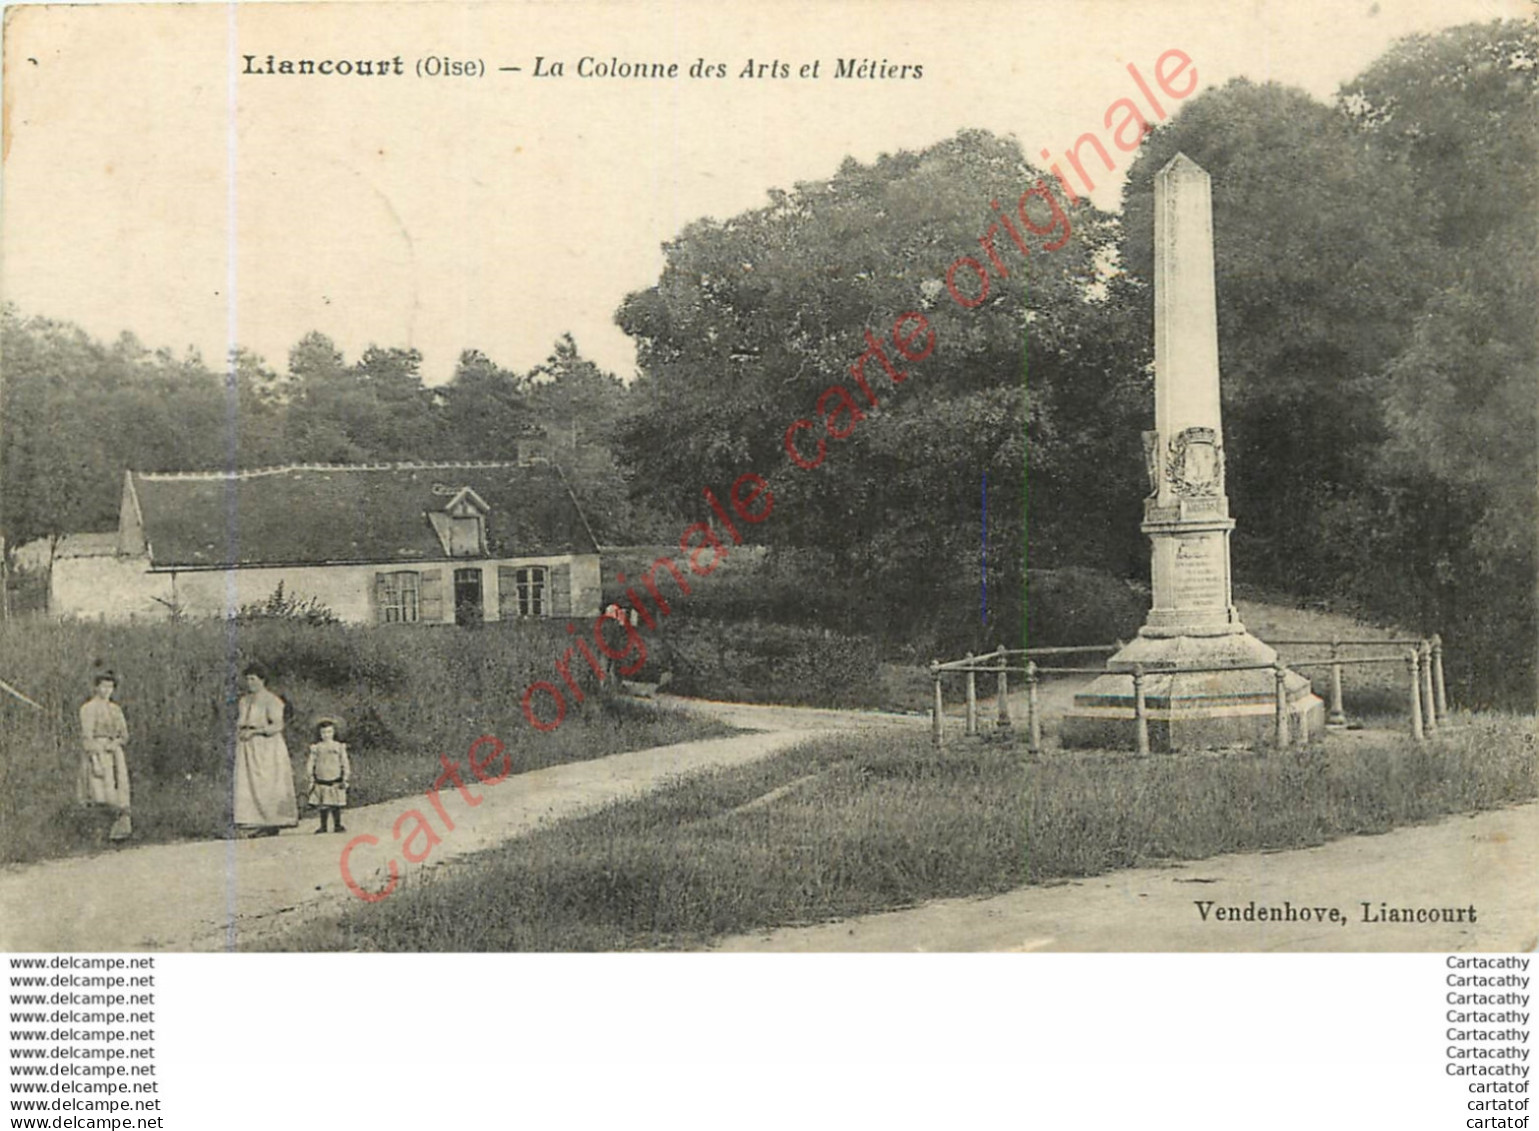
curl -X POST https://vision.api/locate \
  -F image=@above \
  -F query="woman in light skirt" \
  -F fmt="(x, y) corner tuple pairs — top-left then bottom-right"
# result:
(233, 663), (297, 837)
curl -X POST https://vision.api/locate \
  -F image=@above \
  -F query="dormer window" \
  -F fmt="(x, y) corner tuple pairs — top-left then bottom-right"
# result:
(428, 486), (489, 557)
(449, 514), (482, 555)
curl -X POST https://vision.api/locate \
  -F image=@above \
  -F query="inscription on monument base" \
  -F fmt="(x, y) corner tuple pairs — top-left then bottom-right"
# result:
(1171, 534), (1227, 610)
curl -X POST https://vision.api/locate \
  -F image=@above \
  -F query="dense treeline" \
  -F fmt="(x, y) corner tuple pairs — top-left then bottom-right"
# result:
(1, 323), (667, 549)
(3, 21), (1534, 707)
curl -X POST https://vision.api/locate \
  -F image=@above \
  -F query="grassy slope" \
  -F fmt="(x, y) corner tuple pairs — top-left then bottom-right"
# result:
(0, 618), (735, 864)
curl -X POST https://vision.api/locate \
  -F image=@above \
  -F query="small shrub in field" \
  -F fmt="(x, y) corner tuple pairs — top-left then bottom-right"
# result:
(602, 546), (826, 631)
(659, 619), (883, 707)
(236, 582), (340, 627)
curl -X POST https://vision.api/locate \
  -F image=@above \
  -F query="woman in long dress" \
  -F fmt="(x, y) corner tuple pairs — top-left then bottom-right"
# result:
(78, 671), (132, 842)
(233, 663), (297, 837)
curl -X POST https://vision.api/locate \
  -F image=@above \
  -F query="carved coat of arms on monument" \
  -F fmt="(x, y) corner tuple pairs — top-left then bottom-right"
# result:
(1166, 426), (1223, 497)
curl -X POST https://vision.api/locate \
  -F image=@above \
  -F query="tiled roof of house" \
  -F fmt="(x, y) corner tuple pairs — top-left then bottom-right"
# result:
(13, 533), (119, 570)
(57, 532), (122, 558)
(129, 462), (599, 569)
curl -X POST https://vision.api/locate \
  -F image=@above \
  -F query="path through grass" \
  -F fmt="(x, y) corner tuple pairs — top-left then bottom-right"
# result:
(279, 713), (1536, 951)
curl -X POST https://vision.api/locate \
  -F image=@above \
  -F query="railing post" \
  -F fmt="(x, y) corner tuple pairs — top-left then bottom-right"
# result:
(1419, 639), (1437, 735)
(1026, 661), (1042, 756)
(1407, 649), (1424, 741)
(1268, 658), (1292, 747)
(964, 652), (978, 737)
(1431, 634), (1448, 723)
(995, 643), (1012, 730)
(931, 662), (944, 749)
(1327, 636), (1347, 730)
(1132, 664), (1149, 757)
(1273, 661), (1291, 749)
(1297, 679), (1311, 745)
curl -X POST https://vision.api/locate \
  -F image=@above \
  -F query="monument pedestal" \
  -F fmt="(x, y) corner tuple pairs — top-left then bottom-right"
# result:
(1059, 627), (1325, 751)
(1060, 501), (1324, 750)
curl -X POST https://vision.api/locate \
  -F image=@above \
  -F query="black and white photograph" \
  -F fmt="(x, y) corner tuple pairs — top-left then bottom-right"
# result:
(5, 3), (1537, 1124)
(0, 0), (1534, 967)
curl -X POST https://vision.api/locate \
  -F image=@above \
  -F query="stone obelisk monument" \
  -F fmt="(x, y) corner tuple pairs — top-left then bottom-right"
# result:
(1060, 154), (1324, 750)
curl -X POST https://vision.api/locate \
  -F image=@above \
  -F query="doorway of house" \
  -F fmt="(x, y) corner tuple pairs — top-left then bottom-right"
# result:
(453, 568), (483, 626)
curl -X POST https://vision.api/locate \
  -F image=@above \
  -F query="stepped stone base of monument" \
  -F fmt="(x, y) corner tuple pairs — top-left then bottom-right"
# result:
(1058, 628), (1325, 751)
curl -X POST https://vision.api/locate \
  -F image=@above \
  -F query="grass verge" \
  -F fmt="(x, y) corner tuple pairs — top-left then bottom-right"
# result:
(277, 713), (1536, 952)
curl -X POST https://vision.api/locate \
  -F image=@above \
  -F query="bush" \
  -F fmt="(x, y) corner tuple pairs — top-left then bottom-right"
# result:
(657, 619), (883, 708)
(1026, 567), (1146, 649)
(235, 582), (339, 626)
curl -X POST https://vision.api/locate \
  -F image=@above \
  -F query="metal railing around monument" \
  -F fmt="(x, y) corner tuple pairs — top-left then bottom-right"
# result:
(928, 636), (1451, 754)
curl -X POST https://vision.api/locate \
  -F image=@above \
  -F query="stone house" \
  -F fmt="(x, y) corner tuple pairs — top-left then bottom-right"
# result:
(49, 462), (602, 624)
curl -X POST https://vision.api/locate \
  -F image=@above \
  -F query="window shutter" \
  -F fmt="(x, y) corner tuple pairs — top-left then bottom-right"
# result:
(420, 569), (444, 622)
(373, 572), (389, 625)
(497, 566), (518, 620)
(549, 562), (572, 617)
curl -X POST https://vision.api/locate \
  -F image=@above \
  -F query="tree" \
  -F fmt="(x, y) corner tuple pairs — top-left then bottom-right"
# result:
(1340, 21), (1539, 551)
(0, 306), (236, 552)
(529, 333), (625, 449)
(350, 345), (443, 457)
(1, 307), (100, 551)
(527, 334), (655, 543)
(440, 348), (532, 461)
(1342, 20), (1539, 256)
(616, 130), (1124, 647)
(281, 332), (363, 463)
(227, 346), (289, 467)
(280, 334), (443, 462)
(1117, 79), (1441, 599)
(1342, 20), (1539, 704)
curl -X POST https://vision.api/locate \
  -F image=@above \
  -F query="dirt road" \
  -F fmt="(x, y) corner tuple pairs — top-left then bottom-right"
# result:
(0, 699), (916, 952)
(6, 686), (1530, 954)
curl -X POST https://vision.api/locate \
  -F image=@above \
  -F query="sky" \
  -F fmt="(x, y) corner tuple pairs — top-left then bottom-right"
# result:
(0, 0), (1522, 384)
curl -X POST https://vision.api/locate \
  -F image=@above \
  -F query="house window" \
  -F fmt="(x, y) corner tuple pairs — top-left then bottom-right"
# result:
(379, 571), (420, 623)
(498, 564), (568, 620)
(514, 567), (547, 616)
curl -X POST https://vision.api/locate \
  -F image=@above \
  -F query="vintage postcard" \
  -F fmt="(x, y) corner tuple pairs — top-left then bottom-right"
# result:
(0, 0), (1534, 954)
